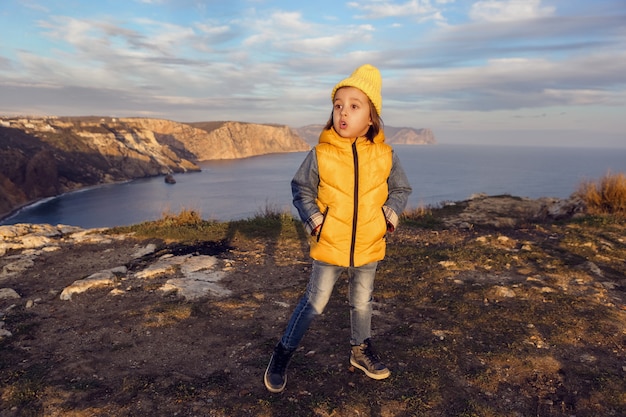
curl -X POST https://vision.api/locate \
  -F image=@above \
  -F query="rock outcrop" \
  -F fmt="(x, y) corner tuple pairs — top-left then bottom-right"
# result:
(0, 117), (310, 219)
(441, 194), (586, 229)
(188, 121), (310, 160)
(384, 126), (436, 145)
(0, 194), (584, 310)
(0, 194), (588, 311)
(122, 118), (310, 161)
(294, 124), (436, 146)
(0, 223), (233, 306)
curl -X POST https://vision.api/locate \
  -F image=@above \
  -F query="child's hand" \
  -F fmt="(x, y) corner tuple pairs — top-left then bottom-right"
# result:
(311, 225), (322, 236)
(386, 223), (395, 233)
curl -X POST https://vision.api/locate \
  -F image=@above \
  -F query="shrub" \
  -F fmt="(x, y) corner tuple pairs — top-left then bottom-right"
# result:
(108, 208), (226, 241)
(252, 202), (290, 221)
(401, 201), (467, 229)
(575, 171), (626, 217)
(160, 208), (203, 227)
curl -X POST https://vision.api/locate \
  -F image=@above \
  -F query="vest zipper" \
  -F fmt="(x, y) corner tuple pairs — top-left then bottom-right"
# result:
(350, 140), (359, 267)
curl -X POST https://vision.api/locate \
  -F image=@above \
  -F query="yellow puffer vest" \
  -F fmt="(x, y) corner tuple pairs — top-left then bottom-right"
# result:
(312, 127), (392, 267)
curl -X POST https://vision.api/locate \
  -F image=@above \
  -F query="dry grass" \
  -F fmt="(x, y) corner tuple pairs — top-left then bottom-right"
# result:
(575, 171), (626, 217)
(161, 208), (204, 226)
(401, 201), (467, 229)
(109, 208), (227, 242)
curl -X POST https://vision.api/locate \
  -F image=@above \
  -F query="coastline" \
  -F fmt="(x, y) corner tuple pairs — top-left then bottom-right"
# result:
(0, 179), (136, 226)
(3, 145), (625, 228)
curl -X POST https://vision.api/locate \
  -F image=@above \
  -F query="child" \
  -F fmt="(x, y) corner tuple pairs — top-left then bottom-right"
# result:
(264, 64), (412, 393)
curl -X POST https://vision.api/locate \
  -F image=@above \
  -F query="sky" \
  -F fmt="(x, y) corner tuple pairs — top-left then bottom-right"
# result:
(0, 0), (625, 147)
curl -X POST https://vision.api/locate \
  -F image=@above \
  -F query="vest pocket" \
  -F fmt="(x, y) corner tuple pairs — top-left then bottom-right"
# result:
(316, 207), (329, 242)
(380, 207), (389, 237)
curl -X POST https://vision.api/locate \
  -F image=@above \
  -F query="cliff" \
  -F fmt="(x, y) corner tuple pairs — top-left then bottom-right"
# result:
(0, 117), (310, 219)
(188, 121), (310, 160)
(122, 119), (309, 161)
(384, 126), (436, 145)
(294, 124), (436, 146)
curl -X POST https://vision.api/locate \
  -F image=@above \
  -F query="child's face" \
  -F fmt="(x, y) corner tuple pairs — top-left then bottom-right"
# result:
(332, 87), (373, 139)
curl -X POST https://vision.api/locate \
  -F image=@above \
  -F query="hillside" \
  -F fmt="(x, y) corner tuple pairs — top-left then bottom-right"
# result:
(0, 195), (624, 416)
(0, 117), (309, 219)
(295, 124), (436, 146)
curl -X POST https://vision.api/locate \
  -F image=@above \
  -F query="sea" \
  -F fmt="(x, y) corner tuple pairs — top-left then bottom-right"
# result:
(2, 144), (625, 229)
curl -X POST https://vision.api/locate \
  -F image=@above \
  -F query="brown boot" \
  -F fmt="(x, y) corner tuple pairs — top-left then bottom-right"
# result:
(349, 338), (391, 380)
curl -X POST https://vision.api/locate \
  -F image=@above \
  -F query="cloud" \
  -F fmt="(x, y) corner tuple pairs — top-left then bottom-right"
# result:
(241, 10), (376, 58)
(20, 1), (49, 13)
(195, 22), (231, 37)
(347, 0), (443, 21)
(542, 89), (620, 106)
(1, 0), (625, 141)
(242, 11), (311, 46)
(469, 0), (555, 22)
(27, 14), (248, 97)
(0, 56), (12, 71)
(384, 50), (626, 112)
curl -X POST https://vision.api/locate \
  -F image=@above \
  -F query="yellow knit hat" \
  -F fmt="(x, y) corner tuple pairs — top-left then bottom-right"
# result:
(331, 64), (382, 116)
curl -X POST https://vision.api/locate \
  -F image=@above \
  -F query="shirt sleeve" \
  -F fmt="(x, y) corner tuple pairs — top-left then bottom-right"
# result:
(384, 151), (412, 230)
(291, 149), (322, 234)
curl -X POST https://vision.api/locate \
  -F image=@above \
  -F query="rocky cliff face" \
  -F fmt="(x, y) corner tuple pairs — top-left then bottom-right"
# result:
(384, 126), (436, 145)
(189, 121), (310, 160)
(294, 124), (436, 146)
(124, 119), (310, 161)
(0, 117), (310, 219)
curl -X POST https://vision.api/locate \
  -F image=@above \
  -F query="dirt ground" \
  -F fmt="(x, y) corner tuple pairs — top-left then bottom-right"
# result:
(1, 206), (625, 416)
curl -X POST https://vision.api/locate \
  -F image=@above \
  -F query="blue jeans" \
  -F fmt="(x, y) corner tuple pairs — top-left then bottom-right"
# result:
(280, 260), (378, 350)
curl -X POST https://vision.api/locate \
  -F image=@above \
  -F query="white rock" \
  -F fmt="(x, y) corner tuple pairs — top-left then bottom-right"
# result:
(0, 224), (30, 238)
(68, 229), (119, 245)
(109, 266), (128, 275)
(30, 224), (63, 237)
(0, 288), (21, 299)
(1, 258), (35, 280)
(0, 244), (16, 255)
(493, 286), (516, 298)
(160, 276), (231, 300)
(42, 246), (61, 253)
(180, 255), (218, 273)
(584, 261), (603, 277)
(159, 267), (230, 300)
(160, 264), (231, 300)
(580, 353), (597, 364)
(601, 281), (616, 290)
(131, 243), (157, 259)
(134, 255), (189, 279)
(432, 330), (447, 340)
(57, 225), (85, 235)
(60, 270), (116, 300)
